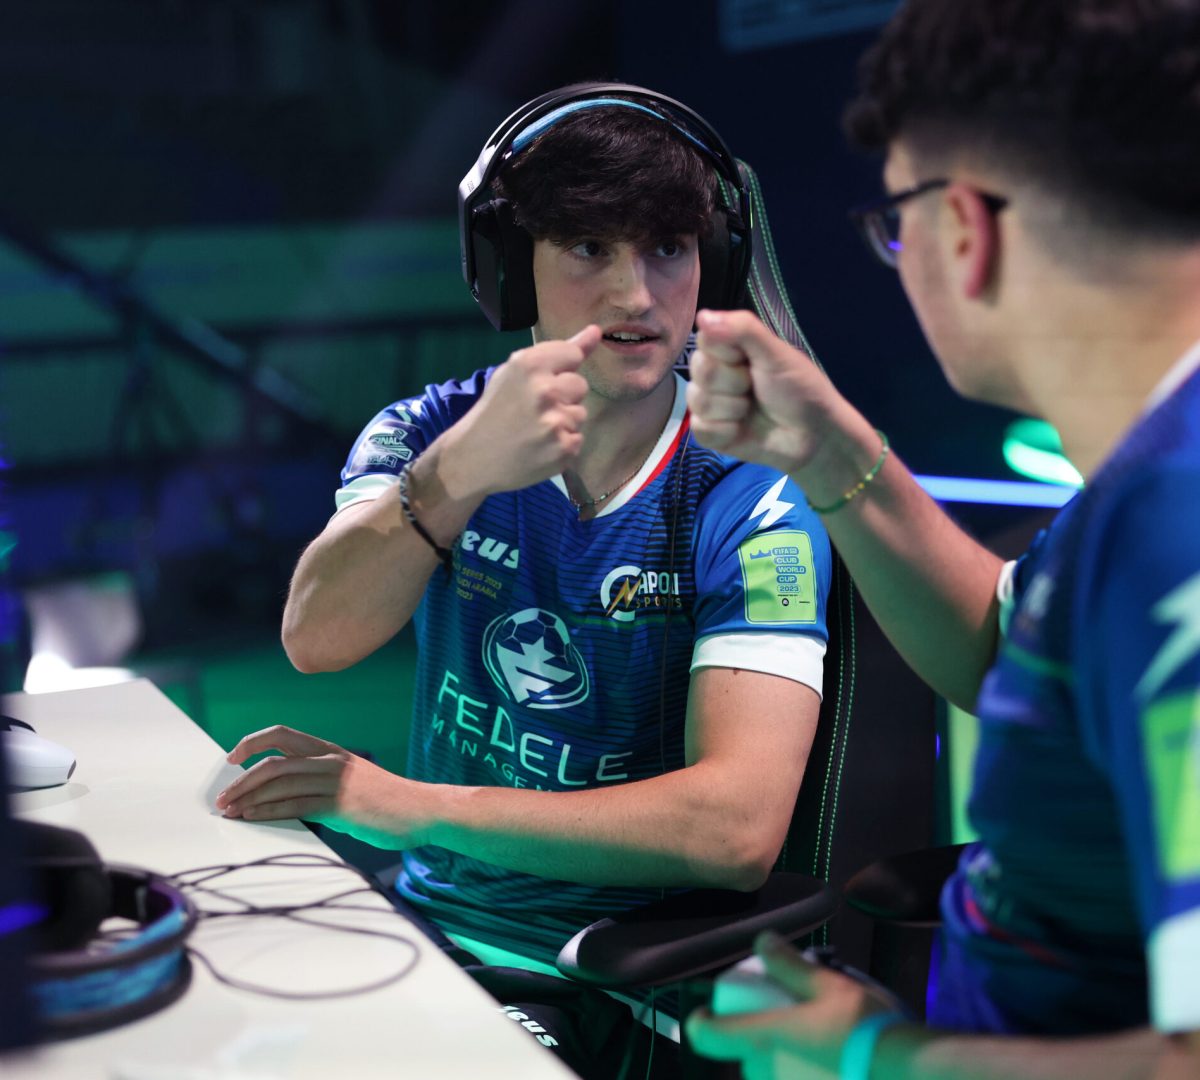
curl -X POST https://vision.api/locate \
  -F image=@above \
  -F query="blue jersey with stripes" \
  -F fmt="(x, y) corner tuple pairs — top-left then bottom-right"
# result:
(934, 355), (1200, 1036)
(337, 370), (831, 964)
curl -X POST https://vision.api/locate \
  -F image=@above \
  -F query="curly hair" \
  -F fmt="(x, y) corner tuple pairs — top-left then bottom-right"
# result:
(844, 0), (1200, 237)
(493, 101), (718, 247)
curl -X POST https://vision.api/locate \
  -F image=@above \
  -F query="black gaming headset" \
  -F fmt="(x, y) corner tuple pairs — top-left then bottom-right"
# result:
(459, 82), (753, 332)
(18, 820), (195, 1039)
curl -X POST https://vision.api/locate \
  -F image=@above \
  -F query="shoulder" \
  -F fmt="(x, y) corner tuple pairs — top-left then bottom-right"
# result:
(339, 368), (496, 497)
(408, 367), (496, 420)
(692, 452), (824, 537)
(1071, 436), (1200, 691)
(1079, 417), (1200, 565)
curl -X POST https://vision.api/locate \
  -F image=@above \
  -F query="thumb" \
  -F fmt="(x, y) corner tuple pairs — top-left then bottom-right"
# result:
(754, 931), (819, 999)
(570, 324), (603, 355)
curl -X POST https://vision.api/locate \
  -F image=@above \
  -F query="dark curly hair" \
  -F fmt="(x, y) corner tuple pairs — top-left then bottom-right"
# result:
(493, 100), (718, 247)
(844, 0), (1200, 239)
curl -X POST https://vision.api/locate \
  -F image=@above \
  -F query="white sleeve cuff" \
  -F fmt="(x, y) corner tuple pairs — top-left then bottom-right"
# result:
(1149, 907), (1200, 1031)
(996, 559), (1019, 638)
(334, 473), (400, 515)
(691, 632), (826, 699)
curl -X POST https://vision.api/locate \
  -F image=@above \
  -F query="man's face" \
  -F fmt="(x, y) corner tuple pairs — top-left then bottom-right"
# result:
(884, 143), (969, 391)
(530, 234), (700, 403)
(885, 140), (1016, 408)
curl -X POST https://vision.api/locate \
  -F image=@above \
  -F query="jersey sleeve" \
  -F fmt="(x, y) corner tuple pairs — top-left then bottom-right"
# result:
(1077, 465), (1200, 1033)
(997, 527), (1050, 637)
(334, 369), (491, 514)
(690, 467), (831, 696)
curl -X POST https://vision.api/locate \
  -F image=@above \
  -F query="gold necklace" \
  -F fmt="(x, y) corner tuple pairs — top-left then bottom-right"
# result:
(568, 429), (663, 512)
(569, 463), (645, 511)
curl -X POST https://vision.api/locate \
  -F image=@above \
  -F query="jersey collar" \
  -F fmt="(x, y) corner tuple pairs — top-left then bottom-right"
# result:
(1144, 337), (1200, 415)
(551, 372), (690, 518)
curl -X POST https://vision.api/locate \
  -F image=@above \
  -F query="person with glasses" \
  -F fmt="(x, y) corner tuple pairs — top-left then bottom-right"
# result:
(684, 1), (1200, 1077)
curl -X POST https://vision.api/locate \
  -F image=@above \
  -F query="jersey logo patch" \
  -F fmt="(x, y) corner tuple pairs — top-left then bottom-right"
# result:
(600, 564), (682, 623)
(738, 531), (817, 624)
(1137, 569), (1200, 703)
(1141, 690), (1200, 880)
(368, 432), (414, 461)
(482, 608), (589, 710)
(747, 476), (795, 532)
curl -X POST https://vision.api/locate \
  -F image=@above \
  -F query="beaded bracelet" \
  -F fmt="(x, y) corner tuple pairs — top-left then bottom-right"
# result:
(839, 1012), (906, 1080)
(810, 430), (890, 515)
(397, 464), (454, 573)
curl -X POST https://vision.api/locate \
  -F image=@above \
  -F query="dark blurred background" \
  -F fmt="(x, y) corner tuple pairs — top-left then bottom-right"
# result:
(0, 0), (1027, 780)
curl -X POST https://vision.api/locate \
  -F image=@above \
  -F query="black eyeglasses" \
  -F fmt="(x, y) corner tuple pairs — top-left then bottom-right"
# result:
(848, 179), (1008, 269)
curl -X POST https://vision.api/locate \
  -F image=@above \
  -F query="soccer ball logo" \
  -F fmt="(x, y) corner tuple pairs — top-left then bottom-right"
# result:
(483, 607), (590, 710)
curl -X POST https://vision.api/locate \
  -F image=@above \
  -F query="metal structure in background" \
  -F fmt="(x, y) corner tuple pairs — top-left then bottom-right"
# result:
(0, 208), (516, 663)
(0, 219), (348, 678)
(720, 0), (900, 50)
(0, 213), (326, 430)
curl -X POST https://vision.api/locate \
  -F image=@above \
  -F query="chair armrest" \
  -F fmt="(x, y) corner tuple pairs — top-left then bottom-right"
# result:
(555, 872), (839, 989)
(842, 843), (968, 927)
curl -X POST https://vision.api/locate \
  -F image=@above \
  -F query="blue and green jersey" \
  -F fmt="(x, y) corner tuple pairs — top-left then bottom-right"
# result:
(937, 347), (1200, 1035)
(337, 370), (831, 964)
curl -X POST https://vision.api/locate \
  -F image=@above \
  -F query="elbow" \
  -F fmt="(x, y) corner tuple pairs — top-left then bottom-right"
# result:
(281, 623), (352, 675)
(721, 852), (776, 893)
(695, 829), (779, 893)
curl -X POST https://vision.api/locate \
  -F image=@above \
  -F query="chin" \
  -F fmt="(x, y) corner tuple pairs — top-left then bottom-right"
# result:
(938, 353), (1025, 412)
(585, 352), (678, 401)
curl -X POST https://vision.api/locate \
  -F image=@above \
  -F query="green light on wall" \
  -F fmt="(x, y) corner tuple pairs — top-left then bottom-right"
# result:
(1003, 419), (1083, 488)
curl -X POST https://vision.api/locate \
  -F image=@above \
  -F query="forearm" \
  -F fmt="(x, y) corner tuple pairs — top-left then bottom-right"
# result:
(795, 404), (1002, 710)
(283, 437), (484, 672)
(407, 763), (779, 891)
(878, 1023), (1186, 1080)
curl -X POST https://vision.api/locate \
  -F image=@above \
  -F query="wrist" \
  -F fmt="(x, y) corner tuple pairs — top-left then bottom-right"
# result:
(381, 776), (441, 849)
(407, 437), (485, 542)
(413, 782), (478, 850)
(792, 405), (886, 512)
(840, 1012), (908, 1080)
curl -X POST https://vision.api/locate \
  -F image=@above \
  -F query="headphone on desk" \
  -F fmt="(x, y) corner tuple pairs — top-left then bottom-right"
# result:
(459, 81), (753, 331)
(18, 820), (195, 1040)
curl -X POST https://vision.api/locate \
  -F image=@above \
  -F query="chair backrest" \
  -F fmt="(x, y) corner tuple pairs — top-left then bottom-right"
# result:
(731, 162), (939, 971)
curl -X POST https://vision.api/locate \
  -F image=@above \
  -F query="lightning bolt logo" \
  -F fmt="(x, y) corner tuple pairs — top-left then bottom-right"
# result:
(1136, 569), (1200, 702)
(605, 575), (644, 617)
(748, 476), (795, 532)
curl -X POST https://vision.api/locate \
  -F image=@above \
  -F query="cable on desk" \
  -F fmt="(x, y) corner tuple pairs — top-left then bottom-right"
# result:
(165, 852), (422, 1001)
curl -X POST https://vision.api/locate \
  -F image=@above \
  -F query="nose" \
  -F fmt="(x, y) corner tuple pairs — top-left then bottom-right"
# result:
(605, 248), (653, 315)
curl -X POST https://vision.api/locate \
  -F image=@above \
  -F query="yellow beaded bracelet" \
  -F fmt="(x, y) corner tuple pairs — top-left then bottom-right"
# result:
(810, 430), (890, 515)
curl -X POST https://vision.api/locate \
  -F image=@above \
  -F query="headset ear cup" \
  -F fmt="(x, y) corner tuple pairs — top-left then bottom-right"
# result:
(470, 199), (538, 332)
(19, 821), (111, 953)
(697, 224), (729, 312)
(697, 205), (750, 311)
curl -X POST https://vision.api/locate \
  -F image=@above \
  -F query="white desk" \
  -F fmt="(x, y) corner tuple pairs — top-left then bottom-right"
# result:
(2, 680), (573, 1079)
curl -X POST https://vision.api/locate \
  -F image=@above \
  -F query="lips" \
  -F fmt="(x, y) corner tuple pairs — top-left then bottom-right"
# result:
(602, 324), (661, 345)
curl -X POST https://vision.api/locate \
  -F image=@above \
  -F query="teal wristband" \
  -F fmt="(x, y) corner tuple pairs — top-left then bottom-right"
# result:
(839, 1012), (906, 1080)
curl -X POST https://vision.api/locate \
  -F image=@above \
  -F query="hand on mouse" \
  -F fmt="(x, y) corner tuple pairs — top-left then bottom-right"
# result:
(686, 931), (902, 1080)
(216, 725), (431, 849)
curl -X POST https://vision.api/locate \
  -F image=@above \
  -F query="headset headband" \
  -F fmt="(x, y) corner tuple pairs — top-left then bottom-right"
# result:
(459, 82), (751, 300)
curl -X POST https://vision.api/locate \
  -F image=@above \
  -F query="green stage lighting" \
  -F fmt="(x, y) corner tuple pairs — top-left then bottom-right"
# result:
(1003, 419), (1083, 488)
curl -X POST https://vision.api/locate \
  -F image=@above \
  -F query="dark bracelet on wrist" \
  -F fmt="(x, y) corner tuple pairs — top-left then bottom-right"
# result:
(397, 464), (455, 573)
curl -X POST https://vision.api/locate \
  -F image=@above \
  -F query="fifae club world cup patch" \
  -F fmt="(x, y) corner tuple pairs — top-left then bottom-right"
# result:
(737, 531), (817, 624)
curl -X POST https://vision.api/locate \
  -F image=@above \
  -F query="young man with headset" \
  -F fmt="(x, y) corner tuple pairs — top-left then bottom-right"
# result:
(215, 83), (831, 1046)
(684, 1), (1200, 1077)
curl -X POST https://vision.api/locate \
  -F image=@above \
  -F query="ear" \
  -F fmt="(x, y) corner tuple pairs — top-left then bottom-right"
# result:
(943, 183), (1001, 299)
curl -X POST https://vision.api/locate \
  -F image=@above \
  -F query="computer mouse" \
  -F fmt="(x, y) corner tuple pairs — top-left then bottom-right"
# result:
(1, 715), (77, 789)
